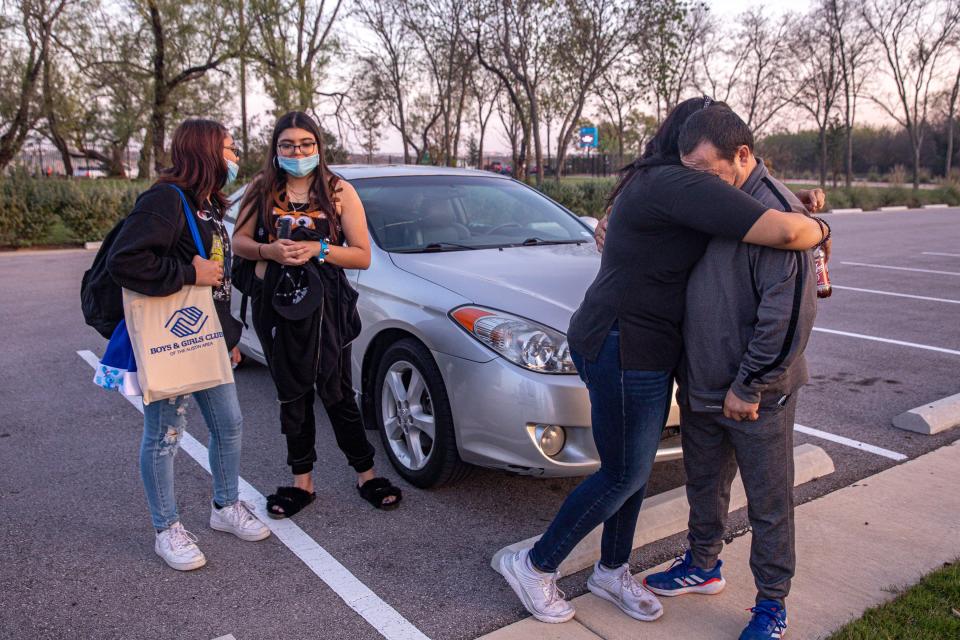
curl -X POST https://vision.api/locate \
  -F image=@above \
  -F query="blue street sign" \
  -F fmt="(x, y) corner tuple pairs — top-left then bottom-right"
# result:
(578, 126), (598, 149)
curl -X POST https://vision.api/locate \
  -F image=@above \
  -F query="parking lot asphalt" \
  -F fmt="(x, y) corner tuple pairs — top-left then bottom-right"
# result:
(1, 207), (959, 640)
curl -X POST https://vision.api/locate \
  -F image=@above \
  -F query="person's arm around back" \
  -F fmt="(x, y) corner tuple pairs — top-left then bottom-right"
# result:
(742, 210), (823, 250)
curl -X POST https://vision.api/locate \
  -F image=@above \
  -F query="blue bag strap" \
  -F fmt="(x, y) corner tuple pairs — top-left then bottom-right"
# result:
(168, 184), (207, 259)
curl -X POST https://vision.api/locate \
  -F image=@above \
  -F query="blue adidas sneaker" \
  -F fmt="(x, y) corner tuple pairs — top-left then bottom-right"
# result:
(740, 600), (788, 639)
(642, 549), (726, 596)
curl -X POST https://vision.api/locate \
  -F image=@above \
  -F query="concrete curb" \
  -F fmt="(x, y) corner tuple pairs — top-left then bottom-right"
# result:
(923, 203), (949, 209)
(478, 619), (601, 640)
(83, 241), (102, 250)
(829, 207), (863, 213)
(879, 205), (909, 211)
(490, 444), (834, 578)
(893, 392), (960, 435)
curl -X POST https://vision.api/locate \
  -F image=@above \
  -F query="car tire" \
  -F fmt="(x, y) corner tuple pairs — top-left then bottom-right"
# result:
(373, 338), (471, 488)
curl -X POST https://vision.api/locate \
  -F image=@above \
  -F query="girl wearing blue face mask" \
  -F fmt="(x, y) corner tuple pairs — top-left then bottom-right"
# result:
(106, 119), (269, 571)
(233, 111), (403, 517)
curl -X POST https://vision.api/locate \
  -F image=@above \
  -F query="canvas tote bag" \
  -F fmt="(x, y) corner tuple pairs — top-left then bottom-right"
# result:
(123, 186), (233, 404)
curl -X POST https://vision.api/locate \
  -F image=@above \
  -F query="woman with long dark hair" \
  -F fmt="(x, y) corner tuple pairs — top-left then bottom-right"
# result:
(496, 97), (827, 624)
(232, 111), (402, 517)
(107, 119), (270, 571)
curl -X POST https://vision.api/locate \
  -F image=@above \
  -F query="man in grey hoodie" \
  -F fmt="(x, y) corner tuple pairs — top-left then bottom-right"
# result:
(641, 107), (822, 640)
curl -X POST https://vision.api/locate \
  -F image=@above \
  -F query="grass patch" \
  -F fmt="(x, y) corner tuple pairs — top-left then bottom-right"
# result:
(827, 561), (960, 639)
(551, 175), (960, 213)
(784, 183), (960, 211)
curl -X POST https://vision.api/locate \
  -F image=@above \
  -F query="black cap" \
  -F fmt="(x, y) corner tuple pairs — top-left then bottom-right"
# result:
(271, 261), (324, 321)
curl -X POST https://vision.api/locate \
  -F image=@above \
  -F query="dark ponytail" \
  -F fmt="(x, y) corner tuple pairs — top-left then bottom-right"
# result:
(606, 96), (725, 208)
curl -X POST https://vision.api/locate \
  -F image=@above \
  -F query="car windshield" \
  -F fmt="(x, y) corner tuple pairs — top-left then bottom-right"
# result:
(351, 175), (594, 252)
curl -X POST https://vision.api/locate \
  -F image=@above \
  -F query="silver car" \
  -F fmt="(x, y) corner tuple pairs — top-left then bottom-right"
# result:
(225, 165), (680, 488)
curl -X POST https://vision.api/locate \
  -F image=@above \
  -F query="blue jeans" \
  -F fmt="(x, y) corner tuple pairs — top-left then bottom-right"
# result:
(141, 383), (243, 530)
(530, 329), (672, 572)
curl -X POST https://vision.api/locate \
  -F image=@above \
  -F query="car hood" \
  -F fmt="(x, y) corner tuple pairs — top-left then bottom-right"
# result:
(389, 243), (600, 333)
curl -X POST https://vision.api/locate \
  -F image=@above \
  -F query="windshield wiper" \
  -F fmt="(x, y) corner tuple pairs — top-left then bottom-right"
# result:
(517, 237), (584, 247)
(421, 241), (478, 252)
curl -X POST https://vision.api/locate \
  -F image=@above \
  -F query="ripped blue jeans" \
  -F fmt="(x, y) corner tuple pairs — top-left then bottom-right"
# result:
(141, 383), (242, 531)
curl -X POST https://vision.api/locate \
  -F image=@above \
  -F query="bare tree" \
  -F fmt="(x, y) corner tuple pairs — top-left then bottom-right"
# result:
(596, 62), (644, 166)
(355, 0), (417, 163)
(944, 59), (960, 177)
(0, 0), (70, 172)
(126, 0), (243, 173)
(248, 0), (344, 117)
(550, 0), (650, 180)
(496, 89), (523, 173)
(730, 8), (802, 136)
(472, 0), (552, 183)
(470, 70), (501, 168)
(791, 7), (843, 186)
(693, 11), (748, 105)
(348, 61), (385, 163)
(824, 0), (874, 187)
(863, 0), (960, 188)
(637, 0), (709, 124)
(403, 0), (474, 166)
(54, 3), (151, 177)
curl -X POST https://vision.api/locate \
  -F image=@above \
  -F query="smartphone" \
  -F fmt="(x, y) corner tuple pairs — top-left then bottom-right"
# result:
(277, 217), (292, 240)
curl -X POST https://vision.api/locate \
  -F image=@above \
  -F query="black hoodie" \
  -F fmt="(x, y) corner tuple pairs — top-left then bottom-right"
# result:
(106, 183), (242, 350)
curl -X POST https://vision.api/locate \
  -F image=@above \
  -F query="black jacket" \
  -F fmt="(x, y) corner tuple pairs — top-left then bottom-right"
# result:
(106, 183), (242, 350)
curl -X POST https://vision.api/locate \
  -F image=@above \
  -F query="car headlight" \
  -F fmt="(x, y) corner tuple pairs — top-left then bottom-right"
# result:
(450, 305), (576, 374)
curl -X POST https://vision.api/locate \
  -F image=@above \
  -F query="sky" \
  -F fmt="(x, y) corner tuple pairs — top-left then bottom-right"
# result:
(240, 0), (905, 157)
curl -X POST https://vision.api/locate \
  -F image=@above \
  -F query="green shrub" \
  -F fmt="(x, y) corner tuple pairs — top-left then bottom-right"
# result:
(536, 177), (616, 217)
(0, 176), (144, 246)
(0, 170), (56, 246)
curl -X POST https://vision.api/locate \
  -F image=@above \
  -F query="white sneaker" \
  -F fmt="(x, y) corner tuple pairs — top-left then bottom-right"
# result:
(587, 562), (663, 622)
(155, 522), (206, 571)
(496, 549), (576, 624)
(209, 501), (271, 542)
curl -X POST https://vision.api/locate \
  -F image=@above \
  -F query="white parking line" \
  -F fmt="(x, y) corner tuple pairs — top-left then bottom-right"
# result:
(841, 261), (960, 277)
(794, 424), (907, 461)
(77, 350), (430, 640)
(922, 252), (960, 258)
(812, 328), (960, 356)
(830, 285), (960, 305)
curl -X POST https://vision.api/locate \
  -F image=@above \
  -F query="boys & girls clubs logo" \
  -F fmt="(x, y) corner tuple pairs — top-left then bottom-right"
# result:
(147, 306), (224, 356)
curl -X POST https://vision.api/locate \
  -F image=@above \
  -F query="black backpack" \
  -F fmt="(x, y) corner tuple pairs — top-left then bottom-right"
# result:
(81, 184), (200, 339)
(80, 218), (127, 339)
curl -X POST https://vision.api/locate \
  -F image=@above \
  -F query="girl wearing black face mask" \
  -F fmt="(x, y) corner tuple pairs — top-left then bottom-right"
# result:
(232, 111), (403, 517)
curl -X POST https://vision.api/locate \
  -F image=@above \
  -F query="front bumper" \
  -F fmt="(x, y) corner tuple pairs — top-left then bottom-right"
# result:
(433, 351), (681, 477)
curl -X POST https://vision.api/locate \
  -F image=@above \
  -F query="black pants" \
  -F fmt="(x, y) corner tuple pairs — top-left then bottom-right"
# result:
(680, 393), (798, 605)
(281, 392), (376, 476)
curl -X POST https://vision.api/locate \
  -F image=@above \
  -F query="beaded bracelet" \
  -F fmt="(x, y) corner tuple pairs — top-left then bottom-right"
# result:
(814, 217), (831, 247)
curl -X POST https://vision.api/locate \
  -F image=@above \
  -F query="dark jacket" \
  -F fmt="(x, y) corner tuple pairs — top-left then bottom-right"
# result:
(679, 160), (818, 411)
(106, 183), (242, 350)
(250, 213), (362, 407)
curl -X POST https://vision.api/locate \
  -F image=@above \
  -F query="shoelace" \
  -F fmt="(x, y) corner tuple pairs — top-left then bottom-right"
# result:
(227, 500), (259, 526)
(538, 571), (566, 606)
(166, 526), (199, 551)
(747, 606), (787, 632)
(666, 555), (690, 577)
(620, 568), (651, 598)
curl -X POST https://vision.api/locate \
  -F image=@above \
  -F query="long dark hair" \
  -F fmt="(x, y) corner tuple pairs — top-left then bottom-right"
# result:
(606, 96), (726, 208)
(238, 111), (340, 241)
(156, 119), (230, 211)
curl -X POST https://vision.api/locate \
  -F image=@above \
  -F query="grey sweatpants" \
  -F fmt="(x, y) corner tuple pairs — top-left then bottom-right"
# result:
(680, 394), (798, 604)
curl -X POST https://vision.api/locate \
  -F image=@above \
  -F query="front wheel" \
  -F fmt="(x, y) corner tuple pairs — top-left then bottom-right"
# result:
(373, 338), (470, 488)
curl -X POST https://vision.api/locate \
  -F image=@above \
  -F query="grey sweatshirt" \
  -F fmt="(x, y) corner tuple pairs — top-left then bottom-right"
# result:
(679, 159), (818, 412)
